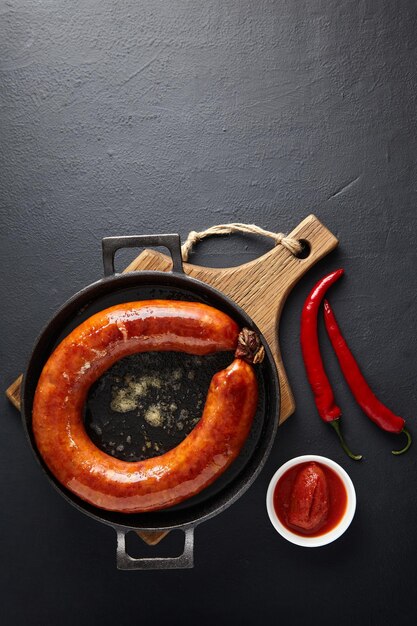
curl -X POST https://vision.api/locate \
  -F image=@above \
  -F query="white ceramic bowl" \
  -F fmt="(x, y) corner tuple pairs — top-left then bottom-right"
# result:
(266, 455), (356, 547)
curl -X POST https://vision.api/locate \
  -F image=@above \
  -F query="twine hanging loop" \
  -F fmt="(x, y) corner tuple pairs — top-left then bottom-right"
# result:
(181, 222), (302, 261)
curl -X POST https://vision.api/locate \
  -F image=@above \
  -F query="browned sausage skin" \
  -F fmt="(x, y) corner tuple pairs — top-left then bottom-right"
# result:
(33, 300), (259, 513)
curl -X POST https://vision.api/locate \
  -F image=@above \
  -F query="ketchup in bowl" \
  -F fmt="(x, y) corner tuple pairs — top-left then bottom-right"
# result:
(273, 461), (347, 537)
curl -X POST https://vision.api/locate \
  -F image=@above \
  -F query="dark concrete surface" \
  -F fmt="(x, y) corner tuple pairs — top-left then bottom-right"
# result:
(1, 1), (417, 624)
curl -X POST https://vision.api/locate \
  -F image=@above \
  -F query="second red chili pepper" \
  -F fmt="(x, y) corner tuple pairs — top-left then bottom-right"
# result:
(323, 299), (412, 455)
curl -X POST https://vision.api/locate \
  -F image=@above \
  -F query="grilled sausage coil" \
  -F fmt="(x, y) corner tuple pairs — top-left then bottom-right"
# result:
(33, 300), (260, 513)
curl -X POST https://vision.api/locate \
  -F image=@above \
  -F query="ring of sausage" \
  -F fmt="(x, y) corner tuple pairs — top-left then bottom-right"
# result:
(33, 300), (260, 513)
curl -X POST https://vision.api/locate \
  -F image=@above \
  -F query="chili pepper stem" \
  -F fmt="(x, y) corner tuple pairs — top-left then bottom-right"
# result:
(329, 419), (363, 461)
(392, 427), (412, 456)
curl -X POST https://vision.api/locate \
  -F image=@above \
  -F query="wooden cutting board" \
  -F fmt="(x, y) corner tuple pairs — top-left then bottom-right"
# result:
(6, 214), (338, 546)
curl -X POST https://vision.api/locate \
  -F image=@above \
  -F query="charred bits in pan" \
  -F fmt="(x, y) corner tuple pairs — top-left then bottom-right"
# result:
(84, 350), (233, 462)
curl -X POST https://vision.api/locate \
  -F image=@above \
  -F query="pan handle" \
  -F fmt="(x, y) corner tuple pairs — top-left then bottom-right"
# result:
(116, 526), (194, 570)
(102, 234), (184, 277)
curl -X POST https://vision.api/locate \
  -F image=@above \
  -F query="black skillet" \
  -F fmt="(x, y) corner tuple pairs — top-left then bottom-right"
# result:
(21, 234), (280, 569)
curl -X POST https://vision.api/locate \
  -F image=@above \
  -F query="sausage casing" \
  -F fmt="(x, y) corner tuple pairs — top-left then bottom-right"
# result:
(33, 300), (258, 513)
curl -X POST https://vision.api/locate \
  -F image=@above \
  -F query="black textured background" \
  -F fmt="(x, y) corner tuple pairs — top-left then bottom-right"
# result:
(1, 2), (417, 625)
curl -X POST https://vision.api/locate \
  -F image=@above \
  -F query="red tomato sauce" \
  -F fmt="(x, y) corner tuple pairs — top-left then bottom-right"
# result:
(273, 461), (347, 537)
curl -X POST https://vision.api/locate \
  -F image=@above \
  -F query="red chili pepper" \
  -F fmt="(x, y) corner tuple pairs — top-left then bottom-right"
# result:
(301, 269), (362, 460)
(323, 299), (412, 455)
